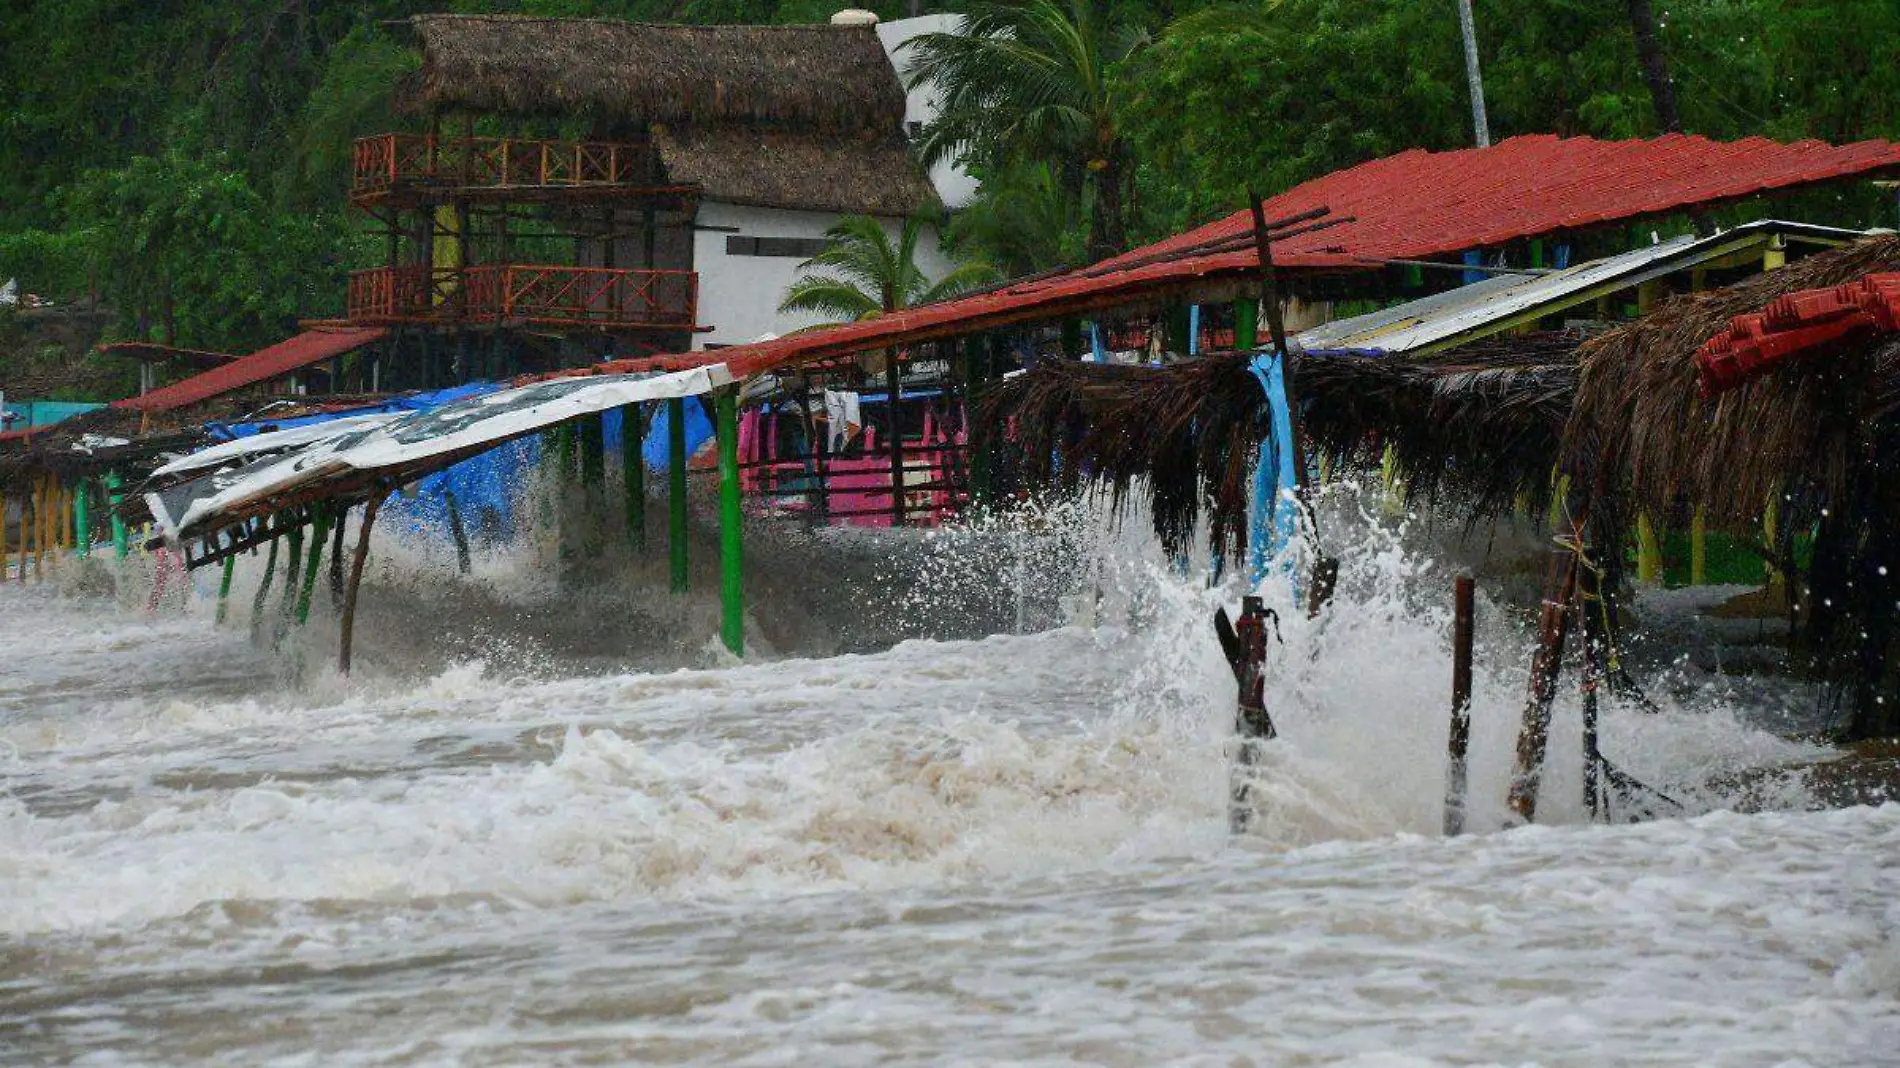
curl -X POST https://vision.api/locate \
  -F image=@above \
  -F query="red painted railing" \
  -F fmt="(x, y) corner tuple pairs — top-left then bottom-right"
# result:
(351, 134), (654, 193)
(347, 265), (697, 330)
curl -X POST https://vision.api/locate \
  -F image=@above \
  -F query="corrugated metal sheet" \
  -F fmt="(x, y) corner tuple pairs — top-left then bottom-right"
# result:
(1699, 271), (1900, 394)
(668, 133), (1900, 378)
(1293, 220), (1869, 355)
(112, 327), (387, 413)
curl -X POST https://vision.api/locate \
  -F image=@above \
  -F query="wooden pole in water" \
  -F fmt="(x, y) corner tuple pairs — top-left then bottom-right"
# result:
(1578, 552), (1606, 820)
(715, 388), (744, 657)
(32, 477), (45, 581)
(1507, 545), (1579, 823)
(668, 396), (688, 593)
(338, 493), (385, 676)
(621, 404), (646, 550)
(295, 508), (332, 627)
(328, 513), (348, 605)
(1444, 574), (1476, 835)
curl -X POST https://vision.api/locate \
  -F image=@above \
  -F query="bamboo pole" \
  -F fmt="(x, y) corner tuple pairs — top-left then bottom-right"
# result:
(1578, 555), (1606, 820)
(716, 389), (744, 657)
(1690, 506), (1707, 586)
(668, 396), (688, 593)
(328, 513), (348, 604)
(1444, 575), (1477, 835)
(885, 350), (905, 528)
(338, 494), (385, 676)
(32, 477), (45, 581)
(1635, 512), (1662, 584)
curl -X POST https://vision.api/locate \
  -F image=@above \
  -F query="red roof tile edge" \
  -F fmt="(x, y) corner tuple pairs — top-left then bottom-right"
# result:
(1697, 272), (1900, 395)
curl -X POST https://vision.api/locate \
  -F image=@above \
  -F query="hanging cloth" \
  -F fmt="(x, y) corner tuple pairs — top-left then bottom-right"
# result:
(1247, 351), (1301, 589)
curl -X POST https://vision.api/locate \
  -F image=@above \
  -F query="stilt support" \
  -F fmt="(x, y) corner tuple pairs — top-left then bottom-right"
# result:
(622, 403), (646, 550)
(106, 472), (128, 558)
(716, 389), (744, 657)
(295, 509), (331, 627)
(1507, 547), (1579, 823)
(338, 494), (385, 676)
(73, 479), (90, 559)
(1444, 574), (1476, 835)
(216, 551), (236, 624)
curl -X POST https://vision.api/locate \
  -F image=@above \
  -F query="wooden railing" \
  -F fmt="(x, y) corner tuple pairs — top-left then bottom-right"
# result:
(347, 264), (697, 330)
(351, 134), (654, 193)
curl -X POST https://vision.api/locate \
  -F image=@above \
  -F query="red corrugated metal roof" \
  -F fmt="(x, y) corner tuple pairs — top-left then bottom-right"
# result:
(112, 327), (387, 413)
(571, 133), (1900, 381)
(1698, 271), (1900, 394)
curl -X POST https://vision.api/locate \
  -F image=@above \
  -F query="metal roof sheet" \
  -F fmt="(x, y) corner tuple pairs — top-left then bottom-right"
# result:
(1293, 220), (1871, 355)
(112, 327), (387, 413)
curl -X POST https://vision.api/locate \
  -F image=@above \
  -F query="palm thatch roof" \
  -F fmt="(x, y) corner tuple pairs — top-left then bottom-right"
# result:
(1564, 234), (1900, 532)
(653, 125), (936, 217)
(973, 333), (1588, 562)
(402, 15), (905, 134)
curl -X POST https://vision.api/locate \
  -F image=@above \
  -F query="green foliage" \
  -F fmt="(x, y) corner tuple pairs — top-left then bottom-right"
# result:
(59, 152), (343, 352)
(944, 160), (1087, 278)
(780, 215), (997, 324)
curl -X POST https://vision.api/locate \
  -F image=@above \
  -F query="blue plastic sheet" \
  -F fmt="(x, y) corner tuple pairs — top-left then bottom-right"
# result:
(1247, 351), (1300, 589)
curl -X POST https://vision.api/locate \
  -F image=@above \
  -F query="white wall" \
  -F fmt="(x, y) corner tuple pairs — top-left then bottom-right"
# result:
(876, 14), (979, 210)
(691, 201), (956, 350)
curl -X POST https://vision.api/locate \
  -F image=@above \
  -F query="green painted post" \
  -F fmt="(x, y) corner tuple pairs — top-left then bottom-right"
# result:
(1234, 298), (1259, 351)
(73, 479), (90, 559)
(1061, 318), (1083, 360)
(250, 527), (280, 640)
(622, 404), (646, 550)
(295, 509), (331, 626)
(668, 396), (688, 593)
(715, 390), (743, 657)
(106, 472), (128, 558)
(216, 553), (236, 624)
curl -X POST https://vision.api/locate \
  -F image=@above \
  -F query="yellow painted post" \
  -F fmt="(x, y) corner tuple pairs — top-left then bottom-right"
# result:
(1636, 281), (1659, 315)
(1636, 512), (1662, 585)
(1691, 506), (1707, 586)
(1763, 235), (1787, 272)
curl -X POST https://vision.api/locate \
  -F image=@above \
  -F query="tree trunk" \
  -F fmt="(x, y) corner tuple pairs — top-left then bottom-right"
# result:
(1088, 150), (1128, 262)
(1626, 0), (1682, 133)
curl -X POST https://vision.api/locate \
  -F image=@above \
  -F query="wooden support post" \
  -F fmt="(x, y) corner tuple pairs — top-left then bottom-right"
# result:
(1762, 235), (1787, 272)
(338, 494), (385, 676)
(1061, 318), (1083, 360)
(31, 478), (45, 581)
(295, 509), (331, 627)
(1578, 553), (1606, 820)
(622, 404), (646, 550)
(965, 335), (990, 509)
(1507, 547), (1579, 823)
(443, 489), (472, 574)
(106, 472), (127, 558)
(0, 490), (8, 581)
(668, 396), (688, 593)
(580, 411), (606, 554)
(716, 389), (744, 657)
(885, 350), (905, 527)
(1445, 575), (1477, 835)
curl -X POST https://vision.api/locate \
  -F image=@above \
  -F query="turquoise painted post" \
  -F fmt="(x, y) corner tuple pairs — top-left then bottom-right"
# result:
(73, 479), (90, 559)
(105, 472), (128, 558)
(715, 390), (743, 657)
(668, 397), (688, 593)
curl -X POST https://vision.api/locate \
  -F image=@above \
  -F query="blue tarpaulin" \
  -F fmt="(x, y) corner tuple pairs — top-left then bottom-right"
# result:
(1247, 351), (1300, 590)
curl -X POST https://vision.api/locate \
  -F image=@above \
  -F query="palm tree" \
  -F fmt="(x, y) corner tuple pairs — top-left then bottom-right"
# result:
(903, 0), (1141, 262)
(778, 215), (995, 323)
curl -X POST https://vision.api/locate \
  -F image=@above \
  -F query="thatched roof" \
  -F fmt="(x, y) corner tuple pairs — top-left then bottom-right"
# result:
(653, 125), (937, 217)
(1564, 234), (1900, 531)
(973, 333), (1588, 562)
(403, 15), (905, 134)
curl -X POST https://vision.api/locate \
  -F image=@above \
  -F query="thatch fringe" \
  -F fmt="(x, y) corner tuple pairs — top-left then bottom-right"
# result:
(973, 333), (1586, 561)
(404, 15), (906, 135)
